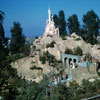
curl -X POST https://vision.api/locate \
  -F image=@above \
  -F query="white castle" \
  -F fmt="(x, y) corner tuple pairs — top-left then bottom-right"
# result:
(44, 8), (59, 36)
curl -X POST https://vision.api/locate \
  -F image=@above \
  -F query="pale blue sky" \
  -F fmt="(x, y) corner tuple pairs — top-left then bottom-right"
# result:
(0, 0), (100, 37)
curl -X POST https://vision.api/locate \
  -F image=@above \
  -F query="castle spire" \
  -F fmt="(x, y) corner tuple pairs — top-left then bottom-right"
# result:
(48, 8), (51, 24)
(44, 8), (59, 36)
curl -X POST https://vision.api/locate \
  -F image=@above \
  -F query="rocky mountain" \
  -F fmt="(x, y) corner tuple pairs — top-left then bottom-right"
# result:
(11, 33), (100, 83)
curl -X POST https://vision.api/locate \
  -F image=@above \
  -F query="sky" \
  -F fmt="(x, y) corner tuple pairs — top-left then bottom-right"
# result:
(0, 0), (100, 37)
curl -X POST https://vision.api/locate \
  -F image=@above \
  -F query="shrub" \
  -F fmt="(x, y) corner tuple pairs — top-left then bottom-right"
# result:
(22, 44), (30, 56)
(62, 36), (67, 40)
(39, 56), (46, 64)
(74, 46), (83, 56)
(30, 55), (35, 58)
(75, 37), (81, 41)
(7, 53), (25, 62)
(57, 60), (62, 63)
(30, 65), (42, 70)
(65, 46), (83, 56)
(65, 48), (73, 54)
(39, 51), (58, 67)
(46, 41), (56, 48)
(37, 49), (40, 51)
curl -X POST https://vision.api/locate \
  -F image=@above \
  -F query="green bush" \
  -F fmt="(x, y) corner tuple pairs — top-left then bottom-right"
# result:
(39, 56), (46, 64)
(30, 65), (42, 70)
(61, 35), (67, 40)
(30, 55), (35, 58)
(65, 46), (83, 56)
(74, 46), (83, 56)
(7, 53), (25, 62)
(21, 44), (30, 56)
(75, 37), (81, 41)
(46, 41), (56, 48)
(39, 51), (58, 67)
(65, 48), (73, 54)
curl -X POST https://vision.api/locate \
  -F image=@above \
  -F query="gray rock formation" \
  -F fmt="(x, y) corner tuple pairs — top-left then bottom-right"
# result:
(11, 33), (100, 83)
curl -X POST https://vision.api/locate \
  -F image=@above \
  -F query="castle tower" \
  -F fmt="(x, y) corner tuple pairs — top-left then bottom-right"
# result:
(44, 8), (59, 36)
(48, 8), (51, 24)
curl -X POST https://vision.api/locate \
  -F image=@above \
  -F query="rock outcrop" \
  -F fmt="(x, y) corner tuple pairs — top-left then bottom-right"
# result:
(11, 33), (100, 83)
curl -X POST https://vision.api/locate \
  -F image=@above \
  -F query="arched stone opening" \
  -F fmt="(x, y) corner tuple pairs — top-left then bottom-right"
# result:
(73, 59), (77, 68)
(64, 57), (68, 64)
(73, 59), (76, 64)
(96, 62), (100, 72)
(69, 58), (72, 65)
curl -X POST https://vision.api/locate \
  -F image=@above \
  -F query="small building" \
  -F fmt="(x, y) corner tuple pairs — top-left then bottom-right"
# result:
(62, 53), (89, 68)
(62, 53), (82, 65)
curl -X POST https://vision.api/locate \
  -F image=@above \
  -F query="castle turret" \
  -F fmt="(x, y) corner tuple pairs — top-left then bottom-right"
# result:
(48, 8), (51, 24)
(44, 8), (59, 36)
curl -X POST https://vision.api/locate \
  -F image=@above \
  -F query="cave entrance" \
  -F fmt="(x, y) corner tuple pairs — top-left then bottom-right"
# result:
(64, 57), (68, 64)
(69, 58), (72, 65)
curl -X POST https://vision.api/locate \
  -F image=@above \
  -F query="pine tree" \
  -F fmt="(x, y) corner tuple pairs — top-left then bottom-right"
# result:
(0, 10), (5, 43)
(53, 14), (59, 28)
(82, 10), (99, 44)
(10, 22), (25, 54)
(0, 10), (8, 61)
(59, 10), (67, 36)
(67, 14), (80, 34)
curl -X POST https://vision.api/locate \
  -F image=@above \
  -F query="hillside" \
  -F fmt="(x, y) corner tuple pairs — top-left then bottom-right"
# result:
(11, 33), (100, 83)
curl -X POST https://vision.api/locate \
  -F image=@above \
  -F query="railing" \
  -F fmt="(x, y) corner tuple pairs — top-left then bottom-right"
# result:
(81, 94), (100, 100)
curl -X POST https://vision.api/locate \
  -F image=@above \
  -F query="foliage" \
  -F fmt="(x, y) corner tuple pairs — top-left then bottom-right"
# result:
(6, 53), (25, 63)
(30, 65), (42, 70)
(0, 56), (26, 100)
(16, 82), (40, 100)
(0, 40), (8, 61)
(59, 10), (67, 37)
(75, 37), (81, 41)
(73, 46), (83, 56)
(0, 83), (18, 100)
(53, 14), (59, 28)
(82, 10), (99, 44)
(97, 72), (100, 76)
(0, 13), (26, 100)
(16, 77), (52, 100)
(39, 51), (58, 67)
(67, 14), (80, 34)
(81, 79), (96, 93)
(53, 9), (100, 45)
(0, 10), (5, 23)
(22, 44), (30, 56)
(85, 52), (92, 62)
(0, 23), (5, 41)
(62, 36), (67, 40)
(53, 10), (67, 37)
(10, 22), (25, 54)
(65, 48), (73, 55)
(0, 10), (8, 61)
(51, 84), (70, 100)
(46, 41), (56, 48)
(65, 46), (83, 56)
(39, 55), (46, 64)
(68, 81), (81, 99)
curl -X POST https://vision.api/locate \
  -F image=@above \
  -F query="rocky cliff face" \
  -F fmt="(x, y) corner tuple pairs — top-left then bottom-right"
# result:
(31, 33), (100, 60)
(11, 33), (100, 83)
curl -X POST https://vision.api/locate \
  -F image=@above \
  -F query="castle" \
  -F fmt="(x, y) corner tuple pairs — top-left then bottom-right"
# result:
(44, 8), (59, 36)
